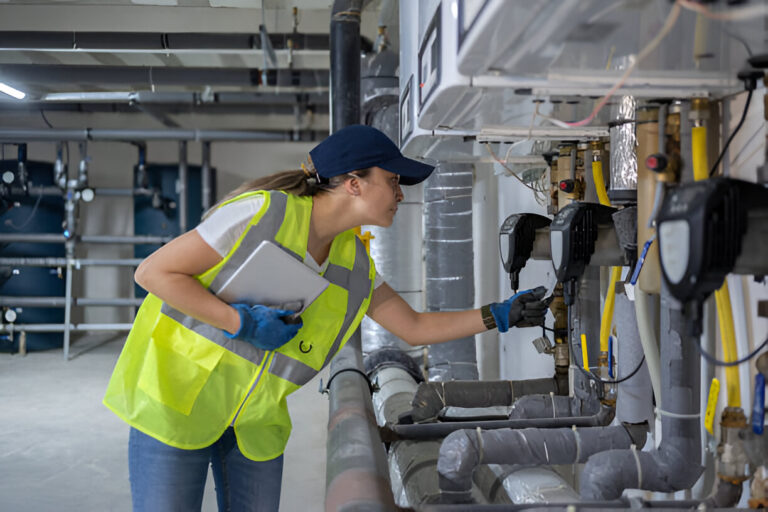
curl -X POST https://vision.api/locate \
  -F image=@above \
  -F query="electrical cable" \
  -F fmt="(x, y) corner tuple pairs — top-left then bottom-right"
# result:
(40, 110), (54, 129)
(708, 89), (753, 177)
(484, 143), (541, 195)
(694, 334), (768, 368)
(577, 355), (646, 386)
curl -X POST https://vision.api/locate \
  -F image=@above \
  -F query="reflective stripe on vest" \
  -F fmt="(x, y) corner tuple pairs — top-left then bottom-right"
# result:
(103, 189), (375, 458)
(159, 191), (371, 387)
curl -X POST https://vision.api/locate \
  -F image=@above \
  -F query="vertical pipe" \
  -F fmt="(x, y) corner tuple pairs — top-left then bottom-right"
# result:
(178, 140), (188, 234)
(201, 141), (212, 211)
(330, 0), (363, 132)
(423, 163), (477, 381)
(325, 332), (394, 511)
(63, 254), (73, 360)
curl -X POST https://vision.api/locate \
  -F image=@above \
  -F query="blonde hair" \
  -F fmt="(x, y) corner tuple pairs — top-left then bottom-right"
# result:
(203, 160), (372, 219)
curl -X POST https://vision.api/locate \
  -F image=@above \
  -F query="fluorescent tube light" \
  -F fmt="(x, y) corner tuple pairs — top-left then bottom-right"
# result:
(0, 82), (26, 100)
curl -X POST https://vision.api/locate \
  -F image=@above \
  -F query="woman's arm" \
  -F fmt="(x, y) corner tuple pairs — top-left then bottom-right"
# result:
(366, 282), (487, 346)
(134, 230), (241, 334)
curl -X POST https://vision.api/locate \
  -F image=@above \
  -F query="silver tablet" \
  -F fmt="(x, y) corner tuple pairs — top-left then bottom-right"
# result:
(216, 240), (330, 316)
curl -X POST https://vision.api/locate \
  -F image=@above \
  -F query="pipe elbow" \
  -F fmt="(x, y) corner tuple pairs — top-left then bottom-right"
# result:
(437, 429), (480, 500)
(580, 450), (637, 500)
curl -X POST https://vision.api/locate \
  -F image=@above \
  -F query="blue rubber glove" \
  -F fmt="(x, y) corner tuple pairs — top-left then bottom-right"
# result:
(224, 303), (302, 350)
(489, 286), (549, 333)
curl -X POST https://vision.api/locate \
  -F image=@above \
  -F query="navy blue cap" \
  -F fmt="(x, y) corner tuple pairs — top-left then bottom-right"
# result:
(309, 125), (435, 186)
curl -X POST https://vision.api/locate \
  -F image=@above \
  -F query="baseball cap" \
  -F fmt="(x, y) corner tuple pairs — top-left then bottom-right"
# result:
(309, 124), (435, 185)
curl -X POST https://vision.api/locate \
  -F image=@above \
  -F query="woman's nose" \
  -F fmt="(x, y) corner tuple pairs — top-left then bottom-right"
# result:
(395, 184), (404, 202)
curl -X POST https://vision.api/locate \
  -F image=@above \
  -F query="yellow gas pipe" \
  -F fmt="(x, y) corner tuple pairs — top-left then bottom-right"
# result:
(591, 147), (622, 360)
(691, 102), (741, 408)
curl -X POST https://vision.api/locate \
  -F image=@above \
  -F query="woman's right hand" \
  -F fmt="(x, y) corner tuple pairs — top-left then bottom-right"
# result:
(224, 303), (302, 350)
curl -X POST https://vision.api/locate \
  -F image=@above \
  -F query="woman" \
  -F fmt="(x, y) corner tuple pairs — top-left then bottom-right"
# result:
(103, 125), (548, 512)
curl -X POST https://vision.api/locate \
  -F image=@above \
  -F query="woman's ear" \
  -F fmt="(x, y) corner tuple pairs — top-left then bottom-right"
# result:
(344, 176), (361, 197)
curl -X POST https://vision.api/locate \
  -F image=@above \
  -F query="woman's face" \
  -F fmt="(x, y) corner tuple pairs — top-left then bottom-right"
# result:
(356, 166), (404, 227)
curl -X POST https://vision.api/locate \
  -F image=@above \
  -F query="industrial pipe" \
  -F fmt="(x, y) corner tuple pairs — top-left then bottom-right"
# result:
(0, 323), (133, 333)
(437, 423), (648, 503)
(580, 287), (703, 500)
(330, 0), (363, 132)
(0, 234), (171, 244)
(634, 287), (662, 406)
(381, 405), (615, 442)
(691, 114), (742, 408)
(201, 141), (212, 211)
(0, 128), (292, 142)
(178, 141), (188, 234)
(508, 391), (602, 420)
(0, 257), (143, 267)
(0, 297), (143, 307)
(423, 163), (477, 381)
(325, 333), (394, 511)
(406, 378), (566, 424)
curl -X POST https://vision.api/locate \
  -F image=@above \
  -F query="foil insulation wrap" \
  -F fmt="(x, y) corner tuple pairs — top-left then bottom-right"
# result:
(423, 164), (477, 381)
(362, 184), (424, 353)
(609, 95), (638, 193)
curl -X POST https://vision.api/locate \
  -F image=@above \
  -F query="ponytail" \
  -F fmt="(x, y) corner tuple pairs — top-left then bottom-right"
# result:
(203, 158), (372, 219)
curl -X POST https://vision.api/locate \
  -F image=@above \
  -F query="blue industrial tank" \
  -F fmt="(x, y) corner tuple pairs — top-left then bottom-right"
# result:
(134, 164), (215, 298)
(0, 159), (65, 352)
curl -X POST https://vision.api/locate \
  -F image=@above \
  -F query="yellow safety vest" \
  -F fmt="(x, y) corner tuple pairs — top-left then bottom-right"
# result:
(103, 190), (376, 461)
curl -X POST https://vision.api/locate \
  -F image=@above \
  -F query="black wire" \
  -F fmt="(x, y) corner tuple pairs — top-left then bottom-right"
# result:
(577, 355), (647, 386)
(694, 335), (768, 368)
(40, 110), (54, 129)
(709, 89), (753, 177)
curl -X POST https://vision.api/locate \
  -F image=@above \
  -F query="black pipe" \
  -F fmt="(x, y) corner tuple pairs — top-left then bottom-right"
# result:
(330, 0), (363, 132)
(380, 405), (615, 441)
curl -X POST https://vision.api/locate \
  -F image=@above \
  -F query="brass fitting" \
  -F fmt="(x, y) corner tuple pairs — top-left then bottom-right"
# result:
(718, 407), (750, 483)
(689, 97), (711, 125)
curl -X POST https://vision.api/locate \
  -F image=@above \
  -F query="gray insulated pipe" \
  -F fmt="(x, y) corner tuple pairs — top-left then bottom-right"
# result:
(424, 163), (477, 381)
(406, 378), (566, 424)
(437, 423), (649, 503)
(361, 94), (424, 353)
(579, 287), (703, 500)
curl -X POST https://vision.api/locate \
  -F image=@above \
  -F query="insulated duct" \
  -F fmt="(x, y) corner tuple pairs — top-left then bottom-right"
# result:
(361, 38), (423, 354)
(613, 292), (654, 425)
(437, 424), (648, 503)
(406, 378), (566, 424)
(608, 96), (638, 204)
(423, 163), (477, 381)
(325, 334), (394, 511)
(365, 350), (446, 507)
(381, 406), (615, 441)
(579, 286), (703, 500)
(473, 465), (580, 505)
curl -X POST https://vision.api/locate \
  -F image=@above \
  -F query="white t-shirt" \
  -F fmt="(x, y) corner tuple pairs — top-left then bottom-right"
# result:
(197, 195), (385, 288)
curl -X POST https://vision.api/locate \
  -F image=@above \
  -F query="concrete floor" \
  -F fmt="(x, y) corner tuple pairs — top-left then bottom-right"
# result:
(0, 334), (329, 511)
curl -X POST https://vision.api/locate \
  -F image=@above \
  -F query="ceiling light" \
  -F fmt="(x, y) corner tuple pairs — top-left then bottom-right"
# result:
(0, 82), (26, 100)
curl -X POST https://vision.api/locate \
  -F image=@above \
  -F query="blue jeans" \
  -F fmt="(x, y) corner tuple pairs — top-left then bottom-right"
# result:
(128, 427), (283, 512)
